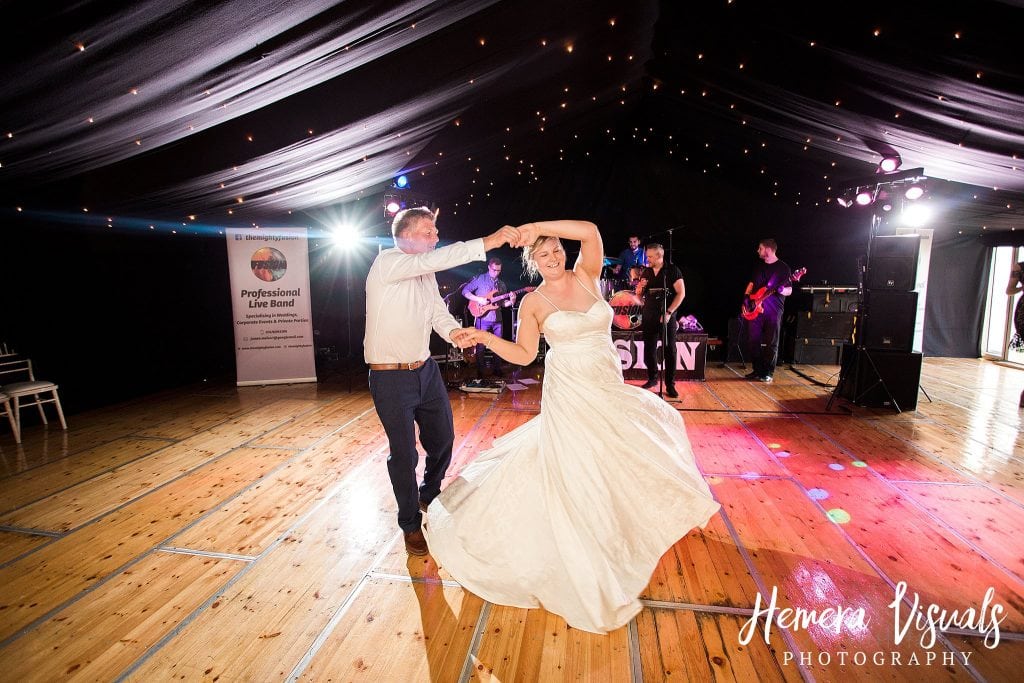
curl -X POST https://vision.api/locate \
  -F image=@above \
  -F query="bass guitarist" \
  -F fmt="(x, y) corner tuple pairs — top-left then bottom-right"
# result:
(742, 238), (797, 383)
(462, 257), (515, 378)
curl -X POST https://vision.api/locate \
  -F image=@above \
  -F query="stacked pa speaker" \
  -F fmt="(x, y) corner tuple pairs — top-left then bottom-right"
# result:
(861, 235), (920, 352)
(838, 234), (923, 409)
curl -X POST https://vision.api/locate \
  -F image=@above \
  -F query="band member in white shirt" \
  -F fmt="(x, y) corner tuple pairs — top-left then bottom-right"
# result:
(364, 207), (517, 555)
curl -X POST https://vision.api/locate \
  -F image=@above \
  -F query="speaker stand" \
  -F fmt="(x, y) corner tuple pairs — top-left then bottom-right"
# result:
(723, 314), (747, 369)
(827, 345), (903, 413)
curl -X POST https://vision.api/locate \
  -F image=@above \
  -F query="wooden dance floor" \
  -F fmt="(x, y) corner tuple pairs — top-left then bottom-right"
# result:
(1, 358), (1022, 681)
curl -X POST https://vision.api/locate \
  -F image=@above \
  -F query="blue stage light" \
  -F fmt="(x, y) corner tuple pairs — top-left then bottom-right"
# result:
(395, 174), (409, 189)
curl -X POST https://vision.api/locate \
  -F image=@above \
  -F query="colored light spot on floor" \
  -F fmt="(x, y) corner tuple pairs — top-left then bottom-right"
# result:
(706, 476), (724, 485)
(767, 443), (782, 449)
(828, 463), (845, 471)
(775, 450), (791, 458)
(807, 488), (829, 500)
(852, 461), (867, 467)
(740, 471), (761, 480)
(827, 508), (851, 524)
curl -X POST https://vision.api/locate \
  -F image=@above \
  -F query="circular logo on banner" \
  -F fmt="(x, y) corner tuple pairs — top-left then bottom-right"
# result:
(251, 247), (287, 282)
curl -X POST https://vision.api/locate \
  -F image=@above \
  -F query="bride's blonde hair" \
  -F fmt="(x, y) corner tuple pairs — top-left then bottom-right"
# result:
(522, 235), (561, 280)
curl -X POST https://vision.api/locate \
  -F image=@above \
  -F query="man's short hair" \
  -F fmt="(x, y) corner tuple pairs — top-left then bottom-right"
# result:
(628, 235), (641, 241)
(391, 206), (434, 237)
(646, 243), (664, 253)
(487, 257), (502, 267)
(759, 238), (778, 251)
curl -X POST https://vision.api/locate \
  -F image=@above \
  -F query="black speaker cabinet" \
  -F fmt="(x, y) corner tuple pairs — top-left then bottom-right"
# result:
(793, 338), (843, 365)
(838, 345), (922, 410)
(811, 291), (860, 313)
(794, 312), (856, 340)
(862, 291), (917, 352)
(866, 234), (920, 291)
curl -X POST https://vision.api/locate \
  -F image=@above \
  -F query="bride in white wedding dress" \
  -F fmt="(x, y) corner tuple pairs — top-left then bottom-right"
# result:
(422, 220), (720, 634)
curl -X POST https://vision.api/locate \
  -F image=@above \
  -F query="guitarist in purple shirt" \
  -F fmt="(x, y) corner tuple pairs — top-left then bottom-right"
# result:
(463, 257), (515, 378)
(741, 239), (803, 383)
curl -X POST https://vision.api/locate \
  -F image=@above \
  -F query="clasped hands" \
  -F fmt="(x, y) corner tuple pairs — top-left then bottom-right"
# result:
(450, 327), (493, 349)
(488, 222), (539, 250)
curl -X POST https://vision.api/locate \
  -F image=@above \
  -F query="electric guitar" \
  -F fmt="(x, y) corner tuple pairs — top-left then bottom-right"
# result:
(468, 286), (536, 318)
(741, 267), (806, 321)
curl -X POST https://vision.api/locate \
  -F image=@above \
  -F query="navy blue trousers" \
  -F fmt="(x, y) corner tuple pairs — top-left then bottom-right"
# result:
(368, 358), (454, 533)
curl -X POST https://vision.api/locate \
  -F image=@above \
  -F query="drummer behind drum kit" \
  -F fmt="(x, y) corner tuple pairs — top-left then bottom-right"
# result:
(601, 257), (644, 331)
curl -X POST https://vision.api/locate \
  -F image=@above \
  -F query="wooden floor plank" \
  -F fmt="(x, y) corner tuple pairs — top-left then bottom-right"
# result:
(124, 452), (397, 682)
(945, 634), (1024, 683)
(247, 393), (375, 449)
(0, 436), (173, 514)
(0, 446), (294, 642)
(471, 604), (631, 682)
(687, 411), (791, 477)
(710, 476), (971, 680)
(0, 552), (244, 681)
(0, 529), (50, 564)
(297, 575), (483, 682)
(636, 608), (803, 682)
(894, 482), (1024, 583)
(641, 511), (761, 607)
(170, 413), (388, 556)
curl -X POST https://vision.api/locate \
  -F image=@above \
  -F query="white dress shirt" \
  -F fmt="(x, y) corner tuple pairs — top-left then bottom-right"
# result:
(364, 238), (486, 364)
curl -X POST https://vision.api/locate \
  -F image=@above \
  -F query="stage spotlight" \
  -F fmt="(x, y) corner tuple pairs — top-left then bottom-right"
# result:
(904, 184), (924, 200)
(855, 188), (874, 206)
(901, 203), (932, 227)
(878, 154), (902, 173)
(836, 195), (853, 208)
(331, 224), (361, 247)
(394, 174), (409, 189)
(385, 200), (401, 216)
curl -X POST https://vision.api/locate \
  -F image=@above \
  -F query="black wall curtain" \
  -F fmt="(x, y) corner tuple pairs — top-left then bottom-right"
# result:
(4, 218), (235, 413)
(923, 234), (990, 358)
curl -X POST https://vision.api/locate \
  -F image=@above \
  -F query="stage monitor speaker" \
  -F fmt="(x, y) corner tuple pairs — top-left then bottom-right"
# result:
(838, 345), (921, 410)
(866, 234), (920, 291)
(862, 291), (917, 352)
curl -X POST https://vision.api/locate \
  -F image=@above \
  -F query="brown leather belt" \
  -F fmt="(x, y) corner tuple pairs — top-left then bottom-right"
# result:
(368, 360), (426, 371)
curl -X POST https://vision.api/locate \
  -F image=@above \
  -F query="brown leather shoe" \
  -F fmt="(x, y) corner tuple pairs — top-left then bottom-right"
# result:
(404, 529), (428, 556)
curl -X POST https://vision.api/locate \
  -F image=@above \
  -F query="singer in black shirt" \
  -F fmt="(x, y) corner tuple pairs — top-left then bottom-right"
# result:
(636, 243), (685, 399)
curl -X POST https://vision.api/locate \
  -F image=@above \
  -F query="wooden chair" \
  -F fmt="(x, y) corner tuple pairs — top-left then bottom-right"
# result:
(0, 356), (67, 439)
(0, 390), (19, 443)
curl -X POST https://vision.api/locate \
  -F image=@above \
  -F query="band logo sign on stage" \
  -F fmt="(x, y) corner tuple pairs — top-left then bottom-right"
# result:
(225, 227), (316, 386)
(613, 337), (705, 375)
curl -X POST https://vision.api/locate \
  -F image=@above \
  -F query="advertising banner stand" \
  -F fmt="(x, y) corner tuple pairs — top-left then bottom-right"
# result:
(226, 227), (317, 386)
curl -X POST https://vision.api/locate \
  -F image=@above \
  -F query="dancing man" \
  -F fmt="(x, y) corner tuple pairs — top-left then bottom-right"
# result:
(364, 207), (516, 555)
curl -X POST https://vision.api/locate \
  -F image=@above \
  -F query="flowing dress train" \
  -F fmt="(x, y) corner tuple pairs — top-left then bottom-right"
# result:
(423, 278), (720, 634)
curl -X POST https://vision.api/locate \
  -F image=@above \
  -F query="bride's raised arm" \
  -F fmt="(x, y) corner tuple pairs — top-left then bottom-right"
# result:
(515, 220), (603, 280)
